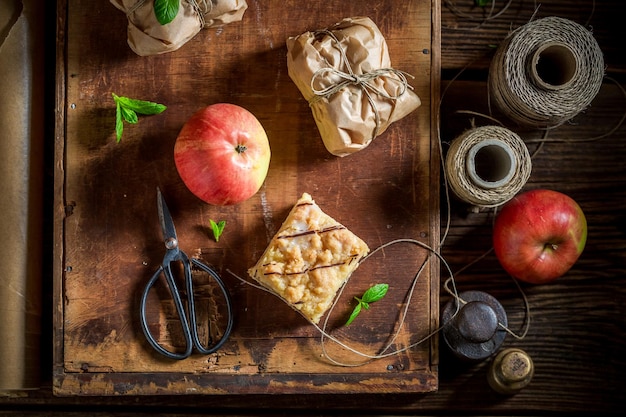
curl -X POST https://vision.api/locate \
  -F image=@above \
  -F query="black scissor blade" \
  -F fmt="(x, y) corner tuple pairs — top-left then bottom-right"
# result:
(156, 187), (178, 243)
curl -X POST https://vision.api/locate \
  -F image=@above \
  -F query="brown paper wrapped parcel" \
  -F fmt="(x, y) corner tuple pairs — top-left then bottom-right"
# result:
(287, 16), (421, 157)
(111, 0), (248, 56)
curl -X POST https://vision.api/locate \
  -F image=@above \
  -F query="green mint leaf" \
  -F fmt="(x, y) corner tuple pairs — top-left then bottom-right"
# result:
(475, 0), (492, 6)
(120, 106), (138, 124)
(210, 219), (226, 242)
(344, 302), (362, 326)
(113, 94), (166, 115)
(344, 283), (389, 326)
(361, 283), (389, 304)
(154, 0), (179, 25)
(115, 102), (123, 143)
(112, 93), (167, 142)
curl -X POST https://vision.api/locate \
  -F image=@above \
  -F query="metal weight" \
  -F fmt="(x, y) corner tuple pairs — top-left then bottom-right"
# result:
(442, 290), (508, 361)
(487, 348), (534, 394)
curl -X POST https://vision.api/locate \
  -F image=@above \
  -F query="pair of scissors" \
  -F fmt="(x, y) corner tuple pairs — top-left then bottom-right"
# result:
(139, 188), (234, 360)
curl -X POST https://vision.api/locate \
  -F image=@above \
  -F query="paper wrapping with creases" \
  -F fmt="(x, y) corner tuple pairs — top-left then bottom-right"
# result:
(286, 16), (421, 157)
(110, 0), (248, 56)
(0, 0), (43, 391)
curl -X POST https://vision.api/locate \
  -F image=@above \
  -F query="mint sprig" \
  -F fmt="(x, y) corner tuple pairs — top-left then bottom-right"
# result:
(112, 93), (166, 142)
(344, 283), (389, 326)
(154, 0), (180, 25)
(210, 219), (226, 242)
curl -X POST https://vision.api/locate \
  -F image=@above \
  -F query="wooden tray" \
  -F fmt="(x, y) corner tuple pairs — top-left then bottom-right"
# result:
(53, 0), (441, 396)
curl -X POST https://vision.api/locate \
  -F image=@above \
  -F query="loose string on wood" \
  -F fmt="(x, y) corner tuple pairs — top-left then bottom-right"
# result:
(227, 231), (531, 367)
(443, 0), (515, 31)
(227, 238), (459, 367)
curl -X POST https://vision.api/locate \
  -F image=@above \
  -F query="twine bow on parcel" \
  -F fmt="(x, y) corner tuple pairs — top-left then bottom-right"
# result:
(286, 17), (422, 157)
(309, 30), (413, 141)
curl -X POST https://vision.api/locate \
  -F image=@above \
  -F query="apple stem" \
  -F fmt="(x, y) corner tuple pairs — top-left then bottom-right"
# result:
(546, 243), (559, 251)
(235, 144), (247, 154)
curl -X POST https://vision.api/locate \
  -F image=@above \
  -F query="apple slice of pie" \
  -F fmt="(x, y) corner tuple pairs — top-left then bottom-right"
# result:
(248, 193), (370, 324)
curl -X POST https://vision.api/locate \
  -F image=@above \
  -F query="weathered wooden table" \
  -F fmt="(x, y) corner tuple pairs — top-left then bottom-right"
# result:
(1, 0), (625, 414)
(53, 0), (440, 396)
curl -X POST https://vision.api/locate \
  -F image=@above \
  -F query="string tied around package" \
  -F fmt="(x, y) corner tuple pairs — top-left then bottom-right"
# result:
(489, 16), (605, 128)
(308, 29), (414, 139)
(445, 125), (532, 208)
(189, 0), (213, 28)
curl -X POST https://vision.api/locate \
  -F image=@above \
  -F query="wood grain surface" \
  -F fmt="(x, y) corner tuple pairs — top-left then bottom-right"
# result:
(1, 0), (625, 415)
(52, 0), (440, 395)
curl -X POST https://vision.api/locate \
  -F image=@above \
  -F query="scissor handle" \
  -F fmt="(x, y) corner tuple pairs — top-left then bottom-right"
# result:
(188, 258), (234, 354)
(139, 254), (234, 360)
(140, 263), (193, 360)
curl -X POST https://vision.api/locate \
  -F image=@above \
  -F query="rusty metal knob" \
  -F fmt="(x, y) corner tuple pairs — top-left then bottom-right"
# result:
(442, 290), (508, 361)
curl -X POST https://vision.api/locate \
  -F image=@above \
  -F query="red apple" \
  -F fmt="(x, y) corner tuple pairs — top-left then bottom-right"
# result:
(174, 103), (271, 205)
(492, 189), (587, 284)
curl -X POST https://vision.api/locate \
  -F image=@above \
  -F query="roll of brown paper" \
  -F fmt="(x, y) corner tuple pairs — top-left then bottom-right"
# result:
(0, 0), (44, 391)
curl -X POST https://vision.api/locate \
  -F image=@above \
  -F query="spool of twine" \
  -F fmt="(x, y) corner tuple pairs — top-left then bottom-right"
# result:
(445, 125), (532, 207)
(489, 16), (605, 127)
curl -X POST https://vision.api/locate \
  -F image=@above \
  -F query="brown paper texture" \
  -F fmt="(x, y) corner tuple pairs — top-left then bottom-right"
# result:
(0, 0), (44, 391)
(286, 16), (421, 157)
(111, 0), (248, 56)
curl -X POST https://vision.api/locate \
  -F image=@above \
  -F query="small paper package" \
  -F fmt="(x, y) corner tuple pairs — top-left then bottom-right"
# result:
(111, 0), (248, 56)
(286, 16), (421, 157)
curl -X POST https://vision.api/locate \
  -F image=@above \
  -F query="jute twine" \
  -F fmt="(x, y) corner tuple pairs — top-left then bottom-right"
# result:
(445, 125), (532, 208)
(489, 16), (605, 127)
(308, 29), (413, 141)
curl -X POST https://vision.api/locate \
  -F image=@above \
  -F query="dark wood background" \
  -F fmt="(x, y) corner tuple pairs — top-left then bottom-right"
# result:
(1, 0), (625, 414)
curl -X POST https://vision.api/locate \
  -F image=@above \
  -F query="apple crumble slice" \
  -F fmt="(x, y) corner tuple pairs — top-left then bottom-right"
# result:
(248, 193), (369, 324)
